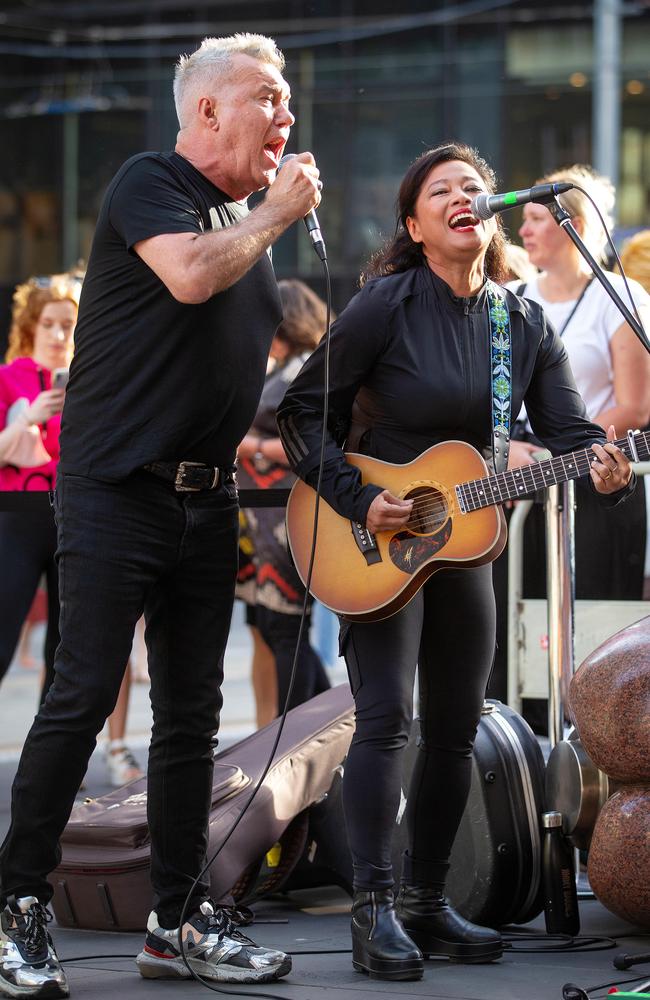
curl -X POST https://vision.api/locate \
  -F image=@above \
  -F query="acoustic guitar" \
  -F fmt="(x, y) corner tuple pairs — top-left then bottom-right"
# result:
(286, 431), (648, 623)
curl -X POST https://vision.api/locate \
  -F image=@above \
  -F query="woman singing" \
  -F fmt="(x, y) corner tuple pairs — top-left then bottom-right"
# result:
(277, 142), (634, 982)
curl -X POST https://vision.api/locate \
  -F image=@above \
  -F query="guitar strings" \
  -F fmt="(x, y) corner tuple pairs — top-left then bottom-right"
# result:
(380, 434), (645, 527)
(396, 454), (598, 522)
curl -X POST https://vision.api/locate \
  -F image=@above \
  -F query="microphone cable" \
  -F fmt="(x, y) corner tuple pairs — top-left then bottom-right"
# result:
(500, 927), (618, 954)
(173, 229), (334, 998)
(561, 971), (650, 999)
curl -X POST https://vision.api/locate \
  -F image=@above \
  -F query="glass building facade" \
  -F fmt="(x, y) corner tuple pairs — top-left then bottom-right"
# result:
(0, 1), (649, 325)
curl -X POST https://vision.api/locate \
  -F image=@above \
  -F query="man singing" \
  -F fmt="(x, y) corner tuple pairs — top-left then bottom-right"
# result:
(0, 33), (320, 998)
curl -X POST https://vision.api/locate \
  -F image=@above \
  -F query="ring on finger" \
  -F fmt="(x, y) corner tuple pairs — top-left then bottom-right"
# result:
(602, 470), (612, 481)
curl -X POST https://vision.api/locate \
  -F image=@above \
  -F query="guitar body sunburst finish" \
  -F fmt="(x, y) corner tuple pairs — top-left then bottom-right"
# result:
(286, 440), (507, 622)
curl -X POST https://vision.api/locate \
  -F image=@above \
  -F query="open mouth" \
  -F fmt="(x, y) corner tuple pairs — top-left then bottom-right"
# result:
(449, 210), (480, 231)
(263, 139), (285, 168)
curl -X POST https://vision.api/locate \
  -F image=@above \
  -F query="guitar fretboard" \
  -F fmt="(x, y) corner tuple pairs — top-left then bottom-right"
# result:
(456, 430), (650, 512)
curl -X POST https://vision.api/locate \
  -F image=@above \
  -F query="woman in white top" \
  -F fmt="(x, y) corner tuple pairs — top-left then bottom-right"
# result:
(511, 164), (650, 601)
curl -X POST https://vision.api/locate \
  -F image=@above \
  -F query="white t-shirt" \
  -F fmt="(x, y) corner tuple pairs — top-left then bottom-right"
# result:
(508, 272), (650, 421)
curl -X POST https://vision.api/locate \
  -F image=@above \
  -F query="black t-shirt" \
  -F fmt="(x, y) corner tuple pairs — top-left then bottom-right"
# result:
(60, 151), (282, 479)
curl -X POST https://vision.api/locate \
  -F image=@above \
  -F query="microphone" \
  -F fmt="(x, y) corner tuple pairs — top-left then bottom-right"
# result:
(278, 153), (327, 261)
(471, 182), (574, 221)
(613, 951), (650, 970)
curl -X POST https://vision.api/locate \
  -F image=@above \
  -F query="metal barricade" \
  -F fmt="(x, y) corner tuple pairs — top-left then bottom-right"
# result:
(507, 463), (650, 742)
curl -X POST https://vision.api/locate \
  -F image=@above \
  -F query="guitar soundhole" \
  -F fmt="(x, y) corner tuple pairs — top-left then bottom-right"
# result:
(404, 486), (448, 536)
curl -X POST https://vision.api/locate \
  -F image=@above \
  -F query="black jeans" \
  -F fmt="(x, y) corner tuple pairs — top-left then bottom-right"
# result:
(255, 605), (330, 713)
(0, 470), (239, 927)
(341, 564), (495, 891)
(0, 511), (60, 699)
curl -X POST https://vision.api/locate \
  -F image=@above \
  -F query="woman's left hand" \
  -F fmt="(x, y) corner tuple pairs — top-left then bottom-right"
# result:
(590, 425), (632, 494)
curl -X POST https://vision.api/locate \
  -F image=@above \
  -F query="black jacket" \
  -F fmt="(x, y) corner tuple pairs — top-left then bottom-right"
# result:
(277, 265), (632, 525)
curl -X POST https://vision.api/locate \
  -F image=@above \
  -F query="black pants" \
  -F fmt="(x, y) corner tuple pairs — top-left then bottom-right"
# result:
(0, 511), (59, 700)
(341, 564), (495, 891)
(255, 605), (330, 713)
(0, 470), (239, 926)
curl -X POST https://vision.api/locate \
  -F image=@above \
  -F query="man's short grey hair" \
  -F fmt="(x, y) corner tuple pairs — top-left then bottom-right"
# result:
(173, 33), (285, 128)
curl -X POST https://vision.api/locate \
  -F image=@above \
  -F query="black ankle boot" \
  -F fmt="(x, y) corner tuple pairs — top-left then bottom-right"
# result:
(395, 884), (502, 964)
(351, 889), (423, 981)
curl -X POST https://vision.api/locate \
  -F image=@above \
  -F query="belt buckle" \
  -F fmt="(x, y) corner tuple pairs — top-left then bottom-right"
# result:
(174, 461), (206, 492)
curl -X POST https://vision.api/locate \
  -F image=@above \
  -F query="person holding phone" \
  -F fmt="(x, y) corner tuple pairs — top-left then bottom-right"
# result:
(0, 274), (78, 696)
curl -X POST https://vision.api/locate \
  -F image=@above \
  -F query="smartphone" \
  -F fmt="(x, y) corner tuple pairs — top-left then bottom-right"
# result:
(52, 368), (69, 390)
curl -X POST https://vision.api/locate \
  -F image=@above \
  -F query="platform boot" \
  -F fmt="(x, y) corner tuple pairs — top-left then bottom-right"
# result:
(351, 889), (424, 981)
(395, 882), (503, 963)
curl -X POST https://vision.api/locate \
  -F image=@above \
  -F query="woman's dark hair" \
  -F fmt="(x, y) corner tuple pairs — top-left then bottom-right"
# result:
(362, 141), (508, 284)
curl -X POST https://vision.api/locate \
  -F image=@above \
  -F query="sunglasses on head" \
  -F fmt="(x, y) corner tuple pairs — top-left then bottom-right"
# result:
(29, 274), (83, 289)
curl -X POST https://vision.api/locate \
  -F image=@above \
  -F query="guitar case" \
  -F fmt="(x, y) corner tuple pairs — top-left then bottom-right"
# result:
(283, 699), (546, 930)
(50, 684), (355, 931)
(438, 699), (546, 927)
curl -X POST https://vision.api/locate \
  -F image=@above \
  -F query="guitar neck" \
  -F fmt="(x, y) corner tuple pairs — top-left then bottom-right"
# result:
(457, 430), (650, 512)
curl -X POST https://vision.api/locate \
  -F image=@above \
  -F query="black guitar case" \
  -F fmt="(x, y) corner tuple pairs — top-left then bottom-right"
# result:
(442, 700), (546, 927)
(285, 699), (546, 929)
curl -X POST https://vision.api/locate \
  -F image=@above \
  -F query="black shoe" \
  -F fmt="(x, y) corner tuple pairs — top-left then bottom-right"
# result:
(0, 895), (69, 998)
(396, 884), (502, 964)
(351, 889), (423, 981)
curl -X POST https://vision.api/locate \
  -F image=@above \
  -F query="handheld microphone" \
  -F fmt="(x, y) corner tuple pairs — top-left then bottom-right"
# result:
(278, 153), (327, 261)
(613, 951), (650, 971)
(471, 182), (574, 221)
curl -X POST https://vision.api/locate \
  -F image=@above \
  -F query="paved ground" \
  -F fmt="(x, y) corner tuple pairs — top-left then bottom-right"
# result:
(1, 610), (649, 1000)
(0, 602), (306, 762)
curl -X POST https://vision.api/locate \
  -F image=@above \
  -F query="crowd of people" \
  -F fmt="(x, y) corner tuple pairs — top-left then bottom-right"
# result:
(0, 26), (648, 1000)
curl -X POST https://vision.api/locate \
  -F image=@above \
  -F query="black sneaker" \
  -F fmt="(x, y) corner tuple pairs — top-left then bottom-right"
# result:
(0, 895), (69, 998)
(136, 900), (291, 984)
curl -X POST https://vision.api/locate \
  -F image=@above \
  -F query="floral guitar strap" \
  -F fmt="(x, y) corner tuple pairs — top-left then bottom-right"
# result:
(486, 280), (512, 475)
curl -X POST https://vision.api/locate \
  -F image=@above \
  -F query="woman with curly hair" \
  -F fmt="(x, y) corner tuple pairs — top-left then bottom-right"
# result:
(0, 274), (144, 786)
(0, 274), (79, 695)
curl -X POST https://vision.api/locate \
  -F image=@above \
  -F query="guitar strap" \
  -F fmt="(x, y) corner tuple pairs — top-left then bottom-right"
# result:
(486, 280), (512, 475)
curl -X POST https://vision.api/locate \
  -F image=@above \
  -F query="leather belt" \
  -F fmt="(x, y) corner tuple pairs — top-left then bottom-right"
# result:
(143, 461), (236, 493)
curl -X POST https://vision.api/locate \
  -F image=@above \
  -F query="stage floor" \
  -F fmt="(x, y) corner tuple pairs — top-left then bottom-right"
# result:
(1, 617), (648, 1000)
(1, 753), (649, 1000)
(26, 890), (650, 1000)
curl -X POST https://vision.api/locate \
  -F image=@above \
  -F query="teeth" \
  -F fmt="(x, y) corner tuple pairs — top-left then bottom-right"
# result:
(451, 213), (475, 227)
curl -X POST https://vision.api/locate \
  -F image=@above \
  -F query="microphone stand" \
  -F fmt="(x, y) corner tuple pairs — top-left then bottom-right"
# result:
(548, 198), (650, 356)
(544, 198), (649, 898)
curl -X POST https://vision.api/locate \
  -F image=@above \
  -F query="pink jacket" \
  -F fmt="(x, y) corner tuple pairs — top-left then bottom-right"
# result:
(0, 357), (60, 491)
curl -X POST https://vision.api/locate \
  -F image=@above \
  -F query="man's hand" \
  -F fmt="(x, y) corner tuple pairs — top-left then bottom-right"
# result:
(590, 424), (633, 494)
(265, 151), (321, 226)
(366, 490), (413, 534)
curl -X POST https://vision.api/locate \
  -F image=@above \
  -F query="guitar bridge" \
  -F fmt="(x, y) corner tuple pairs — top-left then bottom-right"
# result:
(350, 521), (382, 566)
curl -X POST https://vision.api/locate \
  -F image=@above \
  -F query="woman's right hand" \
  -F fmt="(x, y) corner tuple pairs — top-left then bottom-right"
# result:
(24, 389), (66, 425)
(366, 490), (413, 533)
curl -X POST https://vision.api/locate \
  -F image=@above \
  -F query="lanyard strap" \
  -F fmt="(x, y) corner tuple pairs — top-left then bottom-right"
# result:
(557, 277), (592, 337)
(487, 280), (512, 475)
(519, 277), (592, 337)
